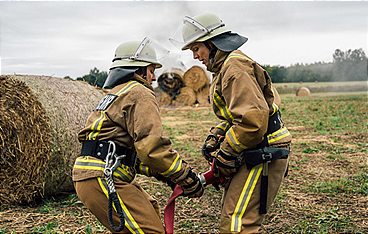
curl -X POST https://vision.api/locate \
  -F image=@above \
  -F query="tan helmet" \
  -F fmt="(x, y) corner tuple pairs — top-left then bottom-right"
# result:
(110, 37), (163, 69)
(180, 13), (230, 50)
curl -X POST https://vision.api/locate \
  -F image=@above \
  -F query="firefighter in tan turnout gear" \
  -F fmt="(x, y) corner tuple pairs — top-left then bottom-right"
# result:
(171, 13), (292, 233)
(73, 37), (204, 233)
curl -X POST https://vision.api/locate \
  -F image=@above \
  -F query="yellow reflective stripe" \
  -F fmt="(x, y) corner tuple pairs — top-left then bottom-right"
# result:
(224, 54), (245, 66)
(73, 165), (132, 182)
(74, 157), (133, 181)
(139, 163), (150, 176)
(271, 103), (279, 116)
(213, 91), (234, 121)
(225, 128), (246, 153)
(161, 154), (183, 177)
(216, 121), (230, 132)
(87, 81), (140, 140)
(231, 164), (263, 232)
(88, 111), (107, 140)
(116, 81), (140, 96)
(267, 127), (291, 144)
(76, 157), (105, 165)
(97, 178), (144, 234)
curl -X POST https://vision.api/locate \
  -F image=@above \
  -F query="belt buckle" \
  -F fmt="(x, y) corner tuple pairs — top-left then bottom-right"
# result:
(262, 152), (272, 161)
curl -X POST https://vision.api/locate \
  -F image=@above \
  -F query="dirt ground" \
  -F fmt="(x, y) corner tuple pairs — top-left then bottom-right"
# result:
(0, 94), (367, 233)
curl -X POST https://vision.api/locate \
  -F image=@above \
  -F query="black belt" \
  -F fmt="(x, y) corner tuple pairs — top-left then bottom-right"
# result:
(80, 140), (136, 167)
(240, 146), (289, 215)
(238, 146), (289, 169)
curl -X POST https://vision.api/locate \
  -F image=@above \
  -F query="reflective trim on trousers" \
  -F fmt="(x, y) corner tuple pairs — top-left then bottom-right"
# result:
(97, 177), (144, 234)
(231, 164), (263, 232)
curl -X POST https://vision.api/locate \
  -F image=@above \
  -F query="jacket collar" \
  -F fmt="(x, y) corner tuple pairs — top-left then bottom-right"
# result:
(207, 50), (230, 73)
(133, 73), (154, 91)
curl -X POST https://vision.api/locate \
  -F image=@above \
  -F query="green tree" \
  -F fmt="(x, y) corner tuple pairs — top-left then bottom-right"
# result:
(333, 48), (367, 81)
(76, 67), (108, 88)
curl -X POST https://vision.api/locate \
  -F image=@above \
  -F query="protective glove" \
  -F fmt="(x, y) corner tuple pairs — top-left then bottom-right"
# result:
(174, 170), (204, 198)
(213, 149), (239, 178)
(201, 134), (219, 162)
(202, 133), (225, 163)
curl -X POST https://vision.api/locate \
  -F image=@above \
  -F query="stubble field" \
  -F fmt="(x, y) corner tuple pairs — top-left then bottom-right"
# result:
(0, 92), (367, 233)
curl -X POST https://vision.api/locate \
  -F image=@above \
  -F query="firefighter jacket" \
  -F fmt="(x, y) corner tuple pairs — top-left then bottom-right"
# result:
(207, 50), (292, 156)
(73, 73), (189, 183)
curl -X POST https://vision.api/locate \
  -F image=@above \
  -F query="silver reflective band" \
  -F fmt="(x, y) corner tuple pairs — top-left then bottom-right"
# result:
(183, 16), (208, 33)
(113, 37), (150, 62)
(133, 37), (150, 59)
(183, 16), (225, 34)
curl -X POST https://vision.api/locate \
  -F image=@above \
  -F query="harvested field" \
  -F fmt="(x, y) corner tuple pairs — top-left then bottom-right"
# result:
(273, 81), (367, 94)
(0, 93), (367, 233)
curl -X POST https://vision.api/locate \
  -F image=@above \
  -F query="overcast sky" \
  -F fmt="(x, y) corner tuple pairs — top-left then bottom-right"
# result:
(0, 1), (367, 78)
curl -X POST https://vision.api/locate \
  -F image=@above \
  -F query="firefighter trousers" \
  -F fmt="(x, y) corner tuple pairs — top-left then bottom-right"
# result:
(74, 178), (165, 234)
(220, 157), (289, 233)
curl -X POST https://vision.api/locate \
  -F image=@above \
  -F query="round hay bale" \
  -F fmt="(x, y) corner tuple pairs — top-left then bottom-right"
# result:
(0, 75), (103, 205)
(157, 68), (185, 99)
(296, 87), (311, 96)
(173, 87), (196, 107)
(183, 66), (209, 92)
(154, 87), (172, 106)
(196, 84), (210, 106)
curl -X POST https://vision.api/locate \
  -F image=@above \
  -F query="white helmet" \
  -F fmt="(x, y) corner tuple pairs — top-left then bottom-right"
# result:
(110, 37), (163, 69)
(173, 13), (230, 50)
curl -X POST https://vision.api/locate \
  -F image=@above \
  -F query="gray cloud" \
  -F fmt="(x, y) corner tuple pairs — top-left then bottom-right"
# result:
(0, 1), (367, 78)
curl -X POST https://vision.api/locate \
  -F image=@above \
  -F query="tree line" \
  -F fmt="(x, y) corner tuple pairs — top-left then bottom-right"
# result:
(264, 48), (367, 83)
(74, 48), (367, 87)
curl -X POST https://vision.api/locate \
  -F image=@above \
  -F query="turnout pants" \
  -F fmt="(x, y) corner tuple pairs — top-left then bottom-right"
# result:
(74, 178), (165, 234)
(220, 157), (288, 233)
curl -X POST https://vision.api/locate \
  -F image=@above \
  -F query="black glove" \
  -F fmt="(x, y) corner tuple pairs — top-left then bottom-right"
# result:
(177, 170), (204, 198)
(214, 149), (239, 178)
(202, 134), (221, 162)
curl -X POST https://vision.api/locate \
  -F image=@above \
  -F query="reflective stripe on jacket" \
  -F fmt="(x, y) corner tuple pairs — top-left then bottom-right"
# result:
(73, 75), (186, 182)
(209, 50), (291, 156)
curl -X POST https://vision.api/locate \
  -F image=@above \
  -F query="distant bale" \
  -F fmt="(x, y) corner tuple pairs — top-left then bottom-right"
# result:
(183, 66), (209, 92)
(154, 87), (172, 106)
(0, 75), (103, 205)
(296, 87), (311, 96)
(157, 68), (185, 99)
(196, 84), (210, 106)
(173, 87), (196, 107)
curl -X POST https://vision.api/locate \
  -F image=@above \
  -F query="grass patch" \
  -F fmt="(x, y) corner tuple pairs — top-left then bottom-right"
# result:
(309, 171), (368, 195)
(31, 222), (58, 233)
(291, 208), (356, 233)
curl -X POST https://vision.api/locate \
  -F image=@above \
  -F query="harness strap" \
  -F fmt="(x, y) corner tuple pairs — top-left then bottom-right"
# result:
(240, 146), (289, 214)
(239, 147), (289, 169)
(80, 140), (136, 167)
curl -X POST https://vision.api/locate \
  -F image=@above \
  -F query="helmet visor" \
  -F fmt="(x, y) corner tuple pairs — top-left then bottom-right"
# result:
(112, 37), (169, 69)
(169, 16), (228, 51)
(169, 17), (208, 50)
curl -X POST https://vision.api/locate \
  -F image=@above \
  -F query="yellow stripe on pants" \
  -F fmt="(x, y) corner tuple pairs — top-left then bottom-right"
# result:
(97, 177), (144, 234)
(231, 164), (263, 232)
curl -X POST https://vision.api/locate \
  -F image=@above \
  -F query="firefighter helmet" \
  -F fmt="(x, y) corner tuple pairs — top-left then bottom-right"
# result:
(179, 13), (230, 50)
(110, 37), (163, 69)
(170, 13), (248, 52)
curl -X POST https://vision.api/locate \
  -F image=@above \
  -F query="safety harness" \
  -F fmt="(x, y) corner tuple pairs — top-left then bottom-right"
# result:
(80, 140), (136, 232)
(206, 110), (290, 214)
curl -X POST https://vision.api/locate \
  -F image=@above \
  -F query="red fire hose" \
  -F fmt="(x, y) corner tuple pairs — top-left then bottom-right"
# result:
(163, 185), (183, 234)
(163, 162), (224, 234)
